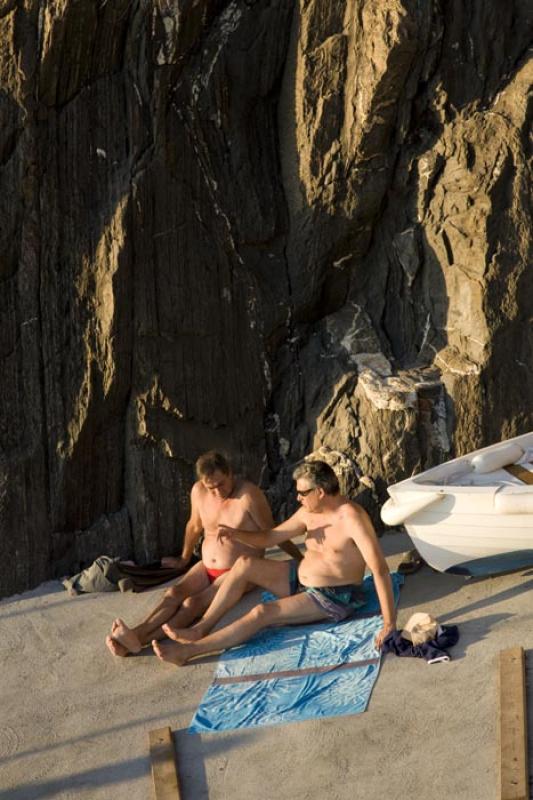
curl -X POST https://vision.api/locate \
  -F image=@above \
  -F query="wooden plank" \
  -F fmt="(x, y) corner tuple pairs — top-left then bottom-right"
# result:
(279, 540), (304, 561)
(148, 727), (181, 800)
(504, 464), (533, 485)
(500, 647), (528, 800)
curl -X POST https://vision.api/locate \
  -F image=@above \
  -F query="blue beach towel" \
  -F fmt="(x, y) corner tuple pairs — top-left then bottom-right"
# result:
(189, 572), (403, 733)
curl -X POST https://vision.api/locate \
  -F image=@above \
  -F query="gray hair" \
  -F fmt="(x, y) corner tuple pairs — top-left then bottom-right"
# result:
(292, 460), (340, 495)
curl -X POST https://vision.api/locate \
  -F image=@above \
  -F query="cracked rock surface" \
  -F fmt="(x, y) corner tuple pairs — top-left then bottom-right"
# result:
(0, 0), (531, 594)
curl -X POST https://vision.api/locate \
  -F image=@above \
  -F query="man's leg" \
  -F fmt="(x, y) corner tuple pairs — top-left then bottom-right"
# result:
(153, 592), (329, 666)
(147, 579), (222, 643)
(162, 556), (292, 643)
(106, 561), (211, 655)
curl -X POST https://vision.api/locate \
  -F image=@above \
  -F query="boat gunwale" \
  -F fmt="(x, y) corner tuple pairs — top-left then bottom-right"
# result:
(389, 483), (533, 496)
(385, 432), (533, 495)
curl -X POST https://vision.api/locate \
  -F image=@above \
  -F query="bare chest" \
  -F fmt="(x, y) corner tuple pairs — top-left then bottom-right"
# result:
(200, 495), (254, 532)
(305, 526), (355, 556)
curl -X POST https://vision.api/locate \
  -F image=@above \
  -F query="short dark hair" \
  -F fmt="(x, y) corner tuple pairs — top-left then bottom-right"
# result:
(292, 460), (340, 496)
(195, 451), (232, 479)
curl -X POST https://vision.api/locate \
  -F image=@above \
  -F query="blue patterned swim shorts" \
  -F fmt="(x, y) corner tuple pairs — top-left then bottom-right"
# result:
(288, 561), (366, 622)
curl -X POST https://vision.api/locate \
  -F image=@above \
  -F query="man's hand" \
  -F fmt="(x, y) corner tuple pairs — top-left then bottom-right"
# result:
(161, 556), (190, 571)
(217, 524), (237, 543)
(374, 622), (396, 649)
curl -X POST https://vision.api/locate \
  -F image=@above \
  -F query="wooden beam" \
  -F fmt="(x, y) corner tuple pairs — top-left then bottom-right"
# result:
(499, 647), (528, 800)
(148, 727), (181, 800)
(278, 540), (304, 561)
(504, 464), (533, 485)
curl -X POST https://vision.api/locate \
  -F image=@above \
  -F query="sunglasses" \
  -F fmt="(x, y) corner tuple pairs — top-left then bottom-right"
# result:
(297, 487), (316, 497)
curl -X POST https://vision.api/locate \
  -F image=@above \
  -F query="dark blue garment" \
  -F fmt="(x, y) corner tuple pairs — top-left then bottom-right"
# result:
(382, 625), (459, 663)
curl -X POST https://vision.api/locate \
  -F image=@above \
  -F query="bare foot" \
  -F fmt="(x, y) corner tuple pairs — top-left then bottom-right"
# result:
(161, 623), (203, 643)
(111, 618), (142, 654)
(152, 639), (191, 666)
(105, 635), (129, 657)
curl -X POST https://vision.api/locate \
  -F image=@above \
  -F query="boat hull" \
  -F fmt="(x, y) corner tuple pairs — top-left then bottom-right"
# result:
(406, 514), (533, 576)
(381, 432), (533, 577)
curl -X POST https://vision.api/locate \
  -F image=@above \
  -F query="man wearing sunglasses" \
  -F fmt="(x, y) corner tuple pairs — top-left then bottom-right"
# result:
(153, 459), (396, 666)
(106, 450), (299, 656)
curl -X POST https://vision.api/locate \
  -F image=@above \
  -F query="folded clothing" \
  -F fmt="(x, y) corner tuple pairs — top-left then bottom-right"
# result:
(382, 624), (459, 664)
(62, 556), (191, 594)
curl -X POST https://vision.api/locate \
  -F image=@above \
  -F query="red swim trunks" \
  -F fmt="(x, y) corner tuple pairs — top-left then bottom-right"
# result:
(205, 566), (231, 584)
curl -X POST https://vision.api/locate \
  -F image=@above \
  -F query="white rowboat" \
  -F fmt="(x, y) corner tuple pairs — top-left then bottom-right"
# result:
(381, 432), (533, 576)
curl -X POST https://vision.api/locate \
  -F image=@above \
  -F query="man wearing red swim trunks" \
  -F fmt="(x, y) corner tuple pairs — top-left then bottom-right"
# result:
(151, 460), (396, 667)
(106, 451), (295, 656)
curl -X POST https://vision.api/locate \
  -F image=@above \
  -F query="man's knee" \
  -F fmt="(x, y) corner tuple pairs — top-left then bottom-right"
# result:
(181, 594), (203, 615)
(164, 585), (183, 604)
(249, 603), (277, 624)
(234, 554), (261, 575)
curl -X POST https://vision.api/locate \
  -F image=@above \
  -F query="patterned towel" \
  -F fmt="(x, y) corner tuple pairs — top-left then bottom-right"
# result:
(189, 572), (403, 733)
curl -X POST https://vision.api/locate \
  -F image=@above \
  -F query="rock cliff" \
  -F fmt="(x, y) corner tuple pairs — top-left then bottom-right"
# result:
(0, 0), (531, 595)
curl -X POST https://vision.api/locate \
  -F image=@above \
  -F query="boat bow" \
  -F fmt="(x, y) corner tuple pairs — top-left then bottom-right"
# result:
(381, 491), (445, 526)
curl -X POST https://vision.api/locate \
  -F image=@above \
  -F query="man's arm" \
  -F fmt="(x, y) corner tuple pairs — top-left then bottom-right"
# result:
(244, 484), (303, 561)
(161, 484), (203, 569)
(218, 509), (306, 550)
(242, 484), (275, 531)
(348, 506), (396, 647)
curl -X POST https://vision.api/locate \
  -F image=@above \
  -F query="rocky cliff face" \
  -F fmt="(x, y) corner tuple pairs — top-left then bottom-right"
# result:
(0, 0), (531, 596)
